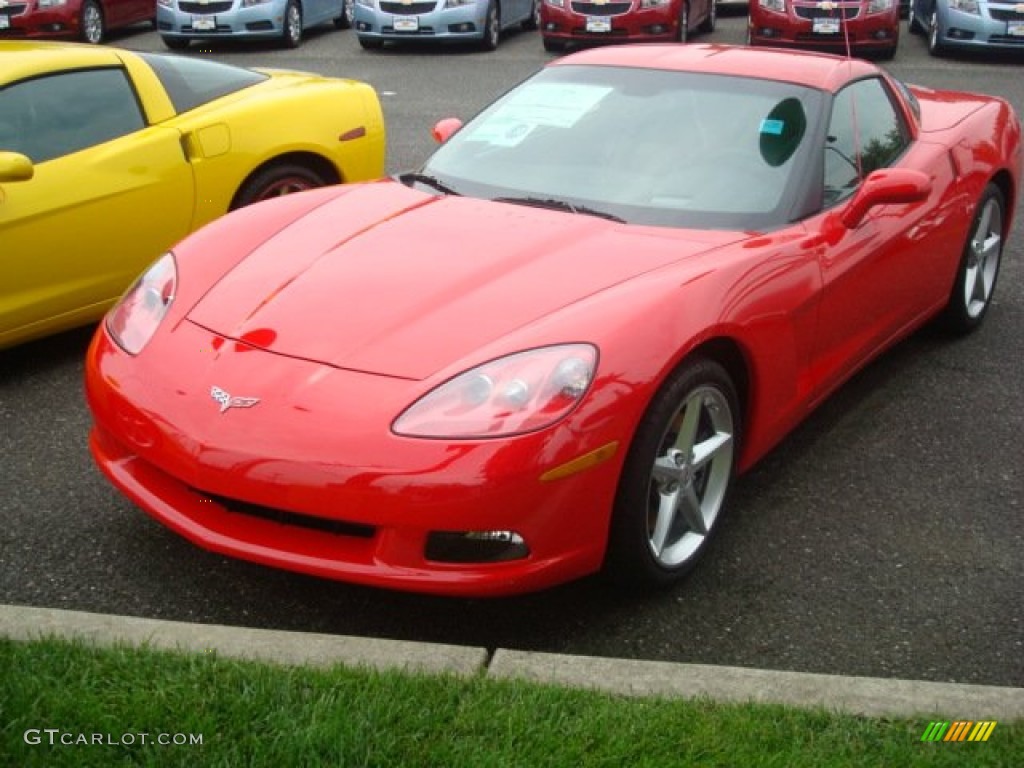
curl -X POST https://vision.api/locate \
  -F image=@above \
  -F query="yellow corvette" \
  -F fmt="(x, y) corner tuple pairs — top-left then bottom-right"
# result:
(0, 41), (386, 349)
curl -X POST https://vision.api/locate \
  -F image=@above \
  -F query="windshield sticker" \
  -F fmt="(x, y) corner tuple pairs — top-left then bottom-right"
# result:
(760, 118), (786, 136)
(467, 83), (613, 146)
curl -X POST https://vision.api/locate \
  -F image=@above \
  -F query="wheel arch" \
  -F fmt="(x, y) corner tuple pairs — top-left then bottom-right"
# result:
(683, 336), (751, 433)
(230, 151), (341, 210)
(989, 169), (1015, 237)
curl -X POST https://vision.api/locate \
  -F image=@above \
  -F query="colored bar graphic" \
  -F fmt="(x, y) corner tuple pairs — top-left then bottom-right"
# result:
(921, 720), (996, 742)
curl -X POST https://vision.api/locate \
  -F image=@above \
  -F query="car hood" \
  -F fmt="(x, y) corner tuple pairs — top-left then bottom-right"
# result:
(187, 182), (740, 380)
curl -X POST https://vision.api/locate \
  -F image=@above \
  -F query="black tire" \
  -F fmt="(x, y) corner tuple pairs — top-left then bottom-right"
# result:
(481, 0), (500, 51)
(936, 183), (1005, 334)
(927, 9), (945, 55)
(908, 5), (923, 34)
(542, 37), (565, 53)
(281, 0), (303, 48)
(674, 1), (689, 42)
(232, 163), (330, 210)
(161, 35), (191, 50)
(698, 0), (715, 34)
(334, 0), (353, 28)
(604, 357), (740, 589)
(358, 36), (383, 48)
(79, 0), (105, 44)
(522, 0), (539, 30)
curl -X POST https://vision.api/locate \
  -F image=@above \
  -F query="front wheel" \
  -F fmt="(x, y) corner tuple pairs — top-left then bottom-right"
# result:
(675, 1), (689, 42)
(927, 10), (945, 55)
(481, 0), (500, 50)
(162, 35), (191, 50)
(605, 357), (740, 589)
(698, 0), (715, 34)
(334, 0), (354, 28)
(937, 183), (1005, 334)
(542, 37), (565, 53)
(79, 0), (105, 44)
(232, 163), (331, 210)
(281, 0), (303, 48)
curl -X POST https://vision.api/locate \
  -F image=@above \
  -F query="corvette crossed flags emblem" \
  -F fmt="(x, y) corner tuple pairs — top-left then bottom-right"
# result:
(210, 386), (261, 414)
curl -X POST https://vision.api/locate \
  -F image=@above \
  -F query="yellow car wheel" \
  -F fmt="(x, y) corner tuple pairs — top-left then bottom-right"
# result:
(232, 162), (331, 209)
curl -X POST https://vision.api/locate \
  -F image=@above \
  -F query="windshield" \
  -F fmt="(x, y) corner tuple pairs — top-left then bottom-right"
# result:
(422, 65), (824, 230)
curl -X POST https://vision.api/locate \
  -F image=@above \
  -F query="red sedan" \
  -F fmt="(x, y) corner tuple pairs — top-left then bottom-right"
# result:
(86, 45), (1020, 597)
(540, 0), (716, 52)
(748, 0), (900, 60)
(0, 0), (153, 44)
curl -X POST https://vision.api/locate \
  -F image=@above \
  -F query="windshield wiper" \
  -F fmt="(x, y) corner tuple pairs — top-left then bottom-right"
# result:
(493, 196), (625, 223)
(398, 172), (460, 196)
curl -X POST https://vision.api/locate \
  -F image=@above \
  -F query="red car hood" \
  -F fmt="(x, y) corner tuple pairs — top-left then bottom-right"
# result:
(188, 182), (739, 380)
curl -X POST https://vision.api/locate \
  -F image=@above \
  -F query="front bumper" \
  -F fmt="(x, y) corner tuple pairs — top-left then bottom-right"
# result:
(157, 3), (287, 39)
(352, 3), (488, 42)
(748, 4), (900, 52)
(540, 2), (681, 44)
(0, 7), (80, 38)
(935, 6), (1024, 51)
(85, 320), (620, 596)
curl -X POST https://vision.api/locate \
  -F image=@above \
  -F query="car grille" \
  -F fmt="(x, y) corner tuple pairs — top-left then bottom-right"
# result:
(987, 34), (1024, 43)
(989, 8), (1024, 21)
(198, 490), (377, 539)
(793, 3), (861, 20)
(179, 1), (234, 13)
(380, 1), (436, 13)
(570, 1), (632, 15)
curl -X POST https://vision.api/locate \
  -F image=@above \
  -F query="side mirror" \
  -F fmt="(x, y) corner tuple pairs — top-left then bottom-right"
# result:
(840, 168), (931, 229)
(431, 118), (463, 145)
(0, 151), (34, 183)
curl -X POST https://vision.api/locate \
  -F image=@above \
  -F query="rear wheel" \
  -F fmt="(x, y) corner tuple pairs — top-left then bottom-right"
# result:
(937, 183), (1004, 334)
(232, 163), (331, 210)
(542, 37), (565, 53)
(605, 357), (739, 588)
(908, 4), (923, 33)
(80, 0), (105, 44)
(522, 0), (540, 30)
(358, 36), (383, 48)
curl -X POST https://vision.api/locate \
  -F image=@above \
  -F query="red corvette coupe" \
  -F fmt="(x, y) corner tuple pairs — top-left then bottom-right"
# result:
(86, 45), (1020, 597)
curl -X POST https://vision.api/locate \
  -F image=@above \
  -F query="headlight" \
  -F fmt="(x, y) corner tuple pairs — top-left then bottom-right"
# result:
(106, 253), (177, 355)
(445, 0), (474, 6)
(867, 0), (893, 11)
(544, 0), (564, 7)
(758, 0), (785, 10)
(356, 0), (375, 7)
(948, 0), (979, 13)
(393, 344), (598, 438)
(156, 0), (173, 7)
(37, 0), (68, 6)
(242, 0), (271, 6)
(640, 0), (670, 6)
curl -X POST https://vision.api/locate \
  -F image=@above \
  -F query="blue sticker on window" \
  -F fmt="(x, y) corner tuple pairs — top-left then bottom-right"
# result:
(760, 118), (785, 136)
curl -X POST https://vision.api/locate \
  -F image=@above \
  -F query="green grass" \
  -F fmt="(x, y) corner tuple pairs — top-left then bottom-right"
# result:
(1, 636), (1019, 767)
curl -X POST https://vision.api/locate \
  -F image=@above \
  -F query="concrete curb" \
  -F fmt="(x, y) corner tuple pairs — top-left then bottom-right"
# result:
(3, 604), (1022, 720)
(488, 649), (1024, 719)
(0, 604), (485, 676)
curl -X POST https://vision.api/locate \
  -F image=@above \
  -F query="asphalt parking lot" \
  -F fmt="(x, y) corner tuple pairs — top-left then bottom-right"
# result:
(1, 14), (1022, 689)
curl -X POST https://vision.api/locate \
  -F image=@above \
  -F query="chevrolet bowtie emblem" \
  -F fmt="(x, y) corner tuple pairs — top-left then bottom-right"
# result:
(819, 1), (836, 8)
(210, 386), (261, 414)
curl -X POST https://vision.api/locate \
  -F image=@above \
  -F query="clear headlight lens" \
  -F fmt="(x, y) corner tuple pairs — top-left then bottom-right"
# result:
(758, 0), (785, 11)
(393, 344), (598, 438)
(356, 0), (374, 7)
(38, 0), (68, 6)
(867, 0), (893, 12)
(948, 0), (979, 13)
(242, 0), (271, 6)
(445, 0), (474, 7)
(544, 0), (564, 7)
(640, 0), (670, 6)
(156, 0), (173, 7)
(106, 253), (177, 356)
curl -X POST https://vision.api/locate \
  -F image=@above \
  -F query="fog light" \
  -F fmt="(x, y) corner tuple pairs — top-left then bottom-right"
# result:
(425, 530), (529, 563)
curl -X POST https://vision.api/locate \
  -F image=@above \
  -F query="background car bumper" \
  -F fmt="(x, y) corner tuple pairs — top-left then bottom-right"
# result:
(157, 7), (286, 38)
(540, 7), (679, 43)
(0, 10), (80, 38)
(936, 9), (1024, 50)
(353, 6), (488, 41)
(748, 13), (899, 51)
